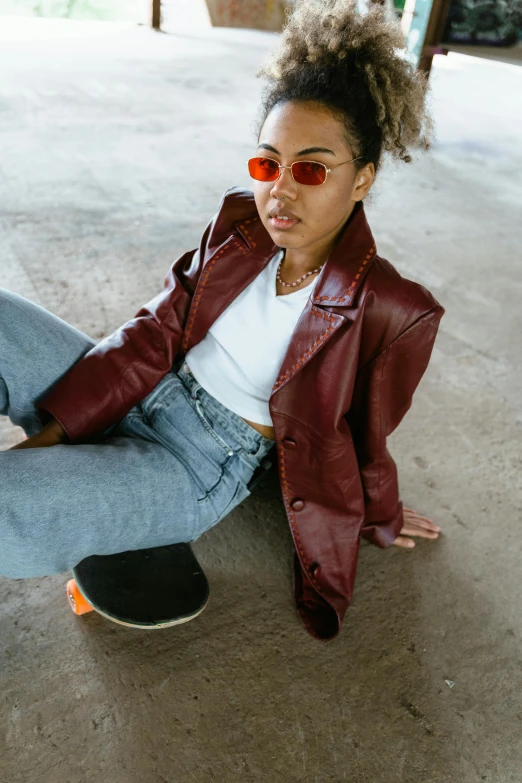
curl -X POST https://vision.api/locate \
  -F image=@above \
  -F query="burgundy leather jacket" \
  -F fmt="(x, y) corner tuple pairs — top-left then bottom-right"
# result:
(39, 187), (444, 641)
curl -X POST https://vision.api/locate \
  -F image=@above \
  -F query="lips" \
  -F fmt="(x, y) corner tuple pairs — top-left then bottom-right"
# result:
(268, 204), (300, 231)
(269, 205), (299, 221)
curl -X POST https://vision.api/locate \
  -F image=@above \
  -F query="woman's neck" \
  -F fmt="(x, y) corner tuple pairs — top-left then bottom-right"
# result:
(280, 203), (356, 275)
(281, 246), (330, 277)
(276, 249), (322, 295)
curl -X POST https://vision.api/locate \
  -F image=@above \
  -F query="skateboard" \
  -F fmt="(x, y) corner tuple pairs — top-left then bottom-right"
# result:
(66, 452), (274, 627)
(66, 542), (209, 629)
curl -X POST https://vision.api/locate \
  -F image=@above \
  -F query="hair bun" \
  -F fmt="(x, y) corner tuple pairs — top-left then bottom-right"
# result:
(257, 0), (434, 172)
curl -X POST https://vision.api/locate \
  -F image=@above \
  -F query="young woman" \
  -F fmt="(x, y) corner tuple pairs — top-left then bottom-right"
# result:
(1, 0), (444, 640)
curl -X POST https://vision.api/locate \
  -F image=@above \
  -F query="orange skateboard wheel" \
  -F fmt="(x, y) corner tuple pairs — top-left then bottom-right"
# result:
(67, 578), (94, 615)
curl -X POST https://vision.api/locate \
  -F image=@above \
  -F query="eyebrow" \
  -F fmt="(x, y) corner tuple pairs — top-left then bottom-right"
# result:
(257, 143), (337, 157)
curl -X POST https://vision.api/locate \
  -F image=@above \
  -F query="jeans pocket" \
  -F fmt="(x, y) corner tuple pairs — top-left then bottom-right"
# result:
(193, 398), (236, 458)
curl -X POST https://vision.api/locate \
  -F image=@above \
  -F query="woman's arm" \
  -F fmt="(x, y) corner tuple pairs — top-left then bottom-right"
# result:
(8, 419), (66, 450)
(35, 186), (255, 444)
(37, 245), (205, 443)
(346, 305), (445, 548)
(35, 203), (222, 444)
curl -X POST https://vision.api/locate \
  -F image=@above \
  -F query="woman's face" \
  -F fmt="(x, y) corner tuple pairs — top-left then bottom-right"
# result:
(253, 101), (374, 258)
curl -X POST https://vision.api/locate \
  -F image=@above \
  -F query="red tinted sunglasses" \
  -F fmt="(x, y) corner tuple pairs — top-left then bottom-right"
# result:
(247, 155), (363, 186)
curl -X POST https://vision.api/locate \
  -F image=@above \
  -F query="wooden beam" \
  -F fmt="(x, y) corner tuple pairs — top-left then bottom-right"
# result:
(418, 0), (453, 75)
(151, 0), (161, 30)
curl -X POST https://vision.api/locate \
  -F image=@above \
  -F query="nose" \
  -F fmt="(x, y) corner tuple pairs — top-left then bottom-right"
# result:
(270, 165), (297, 201)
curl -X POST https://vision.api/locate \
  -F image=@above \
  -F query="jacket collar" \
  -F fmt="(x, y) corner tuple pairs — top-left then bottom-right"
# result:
(182, 197), (378, 395)
(234, 199), (377, 309)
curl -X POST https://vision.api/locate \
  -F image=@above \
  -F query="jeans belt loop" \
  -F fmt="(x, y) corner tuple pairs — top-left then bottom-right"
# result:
(182, 362), (199, 399)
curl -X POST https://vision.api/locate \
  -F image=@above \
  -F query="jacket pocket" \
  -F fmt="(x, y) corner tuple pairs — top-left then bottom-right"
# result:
(140, 381), (234, 504)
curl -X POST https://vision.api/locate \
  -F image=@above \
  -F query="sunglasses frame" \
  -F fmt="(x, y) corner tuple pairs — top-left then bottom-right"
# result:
(247, 155), (364, 186)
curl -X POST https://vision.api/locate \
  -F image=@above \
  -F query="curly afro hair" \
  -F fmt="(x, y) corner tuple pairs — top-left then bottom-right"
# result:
(256, 0), (435, 178)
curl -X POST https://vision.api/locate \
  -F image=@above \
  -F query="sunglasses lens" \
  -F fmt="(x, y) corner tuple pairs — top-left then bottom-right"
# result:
(292, 161), (327, 185)
(248, 157), (280, 182)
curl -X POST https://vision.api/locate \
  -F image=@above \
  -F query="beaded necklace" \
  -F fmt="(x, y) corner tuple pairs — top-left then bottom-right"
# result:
(276, 252), (325, 288)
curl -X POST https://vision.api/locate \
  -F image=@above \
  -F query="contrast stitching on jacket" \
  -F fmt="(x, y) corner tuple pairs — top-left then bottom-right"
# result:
(315, 244), (375, 303)
(311, 309), (334, 321)
(278, 443), (319, 592)
(181, 243), (230, 353)
(231, 237), (249, 257)
(238, 217), (259, 249)
(182, 238), (249, 352)
(272, 307), (336, 391)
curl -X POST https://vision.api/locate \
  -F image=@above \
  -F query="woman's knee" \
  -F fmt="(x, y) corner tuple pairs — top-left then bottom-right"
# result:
(0, 290), (26, 331)
(0, 288), (20, 303)
(0, 531), (71, 579)
(0, 288), (34, 314)
(0, 289), (43, 343)
(0, 513), (78, 578)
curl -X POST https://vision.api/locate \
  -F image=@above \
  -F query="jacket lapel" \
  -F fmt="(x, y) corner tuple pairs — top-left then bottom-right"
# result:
(182, 201), (377, 394)
(270, 202), (377, 394)
(181, 227), (274, 355)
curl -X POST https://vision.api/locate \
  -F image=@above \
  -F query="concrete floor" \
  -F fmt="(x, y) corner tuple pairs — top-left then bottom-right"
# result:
(0, 15), (521, 783)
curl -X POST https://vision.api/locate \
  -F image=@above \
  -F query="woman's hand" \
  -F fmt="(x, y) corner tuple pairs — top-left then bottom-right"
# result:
(391, 506), (441, 549)
(8, 419), (67, 450)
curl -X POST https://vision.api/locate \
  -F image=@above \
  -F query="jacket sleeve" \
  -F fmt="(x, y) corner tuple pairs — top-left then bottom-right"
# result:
(37, 222), (214, 443)
(346, 305), (444, 548)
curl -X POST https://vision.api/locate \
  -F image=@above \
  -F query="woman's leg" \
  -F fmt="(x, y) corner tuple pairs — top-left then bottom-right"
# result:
(0, 289), (272, 579)
(0, 288), (95, 437)
(0, 371), (262, 579)
(0, 434), (202, 578)
(0, 290), (205, 578)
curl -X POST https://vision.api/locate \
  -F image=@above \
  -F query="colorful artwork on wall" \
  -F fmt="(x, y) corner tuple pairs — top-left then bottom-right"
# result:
(441, 0), (521, 45)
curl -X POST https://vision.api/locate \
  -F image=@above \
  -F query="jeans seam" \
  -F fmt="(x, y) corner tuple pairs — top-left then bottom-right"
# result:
(189, 386), (267, 453)
(177, 371), (243, 456)
(127, 416), (224, 513)
(194, 399), (235, 456)
(177, 367), (272, 460)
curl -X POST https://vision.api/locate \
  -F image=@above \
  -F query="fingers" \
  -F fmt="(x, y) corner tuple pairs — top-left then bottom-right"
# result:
(403, 508), (441, 534)
(403, 508), (438, 525)
(392, 536), (416, 549)
(392, 528), (439, 548)
(392, 506), (443, 549)
(401, 524), (440, 539)
(404, 516), (438, 531)
(403, 506), (434, 522)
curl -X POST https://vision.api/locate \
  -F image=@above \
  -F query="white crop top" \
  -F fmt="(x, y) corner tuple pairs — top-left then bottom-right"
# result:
(185, 248), (319, 426)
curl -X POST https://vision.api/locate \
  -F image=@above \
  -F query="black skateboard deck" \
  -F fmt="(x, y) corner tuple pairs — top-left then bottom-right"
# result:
(66, 542), (209, 628)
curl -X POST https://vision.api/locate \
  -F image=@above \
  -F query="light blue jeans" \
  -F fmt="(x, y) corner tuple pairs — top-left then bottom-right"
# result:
(0, 289), (275, 578)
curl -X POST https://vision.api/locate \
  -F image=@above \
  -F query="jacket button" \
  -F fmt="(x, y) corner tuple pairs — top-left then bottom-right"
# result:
(282, 438), (296, 450)
(291, 498), (305, 511)
(310, 562), (320, 577)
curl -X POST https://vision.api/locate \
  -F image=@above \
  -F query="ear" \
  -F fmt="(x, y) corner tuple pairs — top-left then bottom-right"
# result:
(351, 162), (375, 202)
